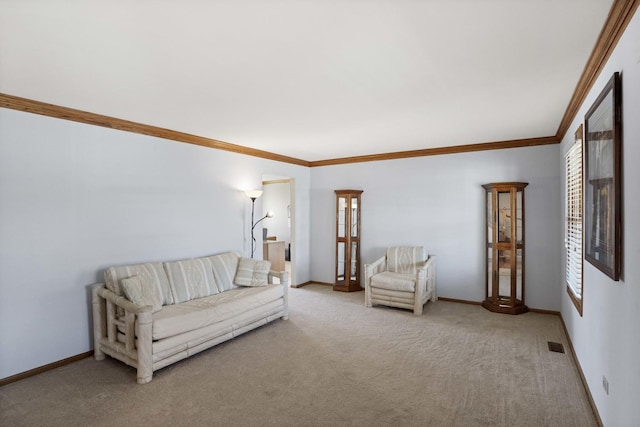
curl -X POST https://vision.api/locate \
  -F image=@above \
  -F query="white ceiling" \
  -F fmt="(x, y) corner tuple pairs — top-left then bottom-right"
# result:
(0, 0), (613, 162)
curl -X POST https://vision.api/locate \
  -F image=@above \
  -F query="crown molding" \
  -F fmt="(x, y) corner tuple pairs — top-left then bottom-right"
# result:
(0, 92), (558, 166)
(0, 93), (310, 167)
(308, 136), (559, 167)
(556, 0), (640, 140)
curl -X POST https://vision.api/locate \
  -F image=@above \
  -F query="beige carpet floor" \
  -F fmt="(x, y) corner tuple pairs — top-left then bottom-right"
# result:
(0, 285), (597, 427)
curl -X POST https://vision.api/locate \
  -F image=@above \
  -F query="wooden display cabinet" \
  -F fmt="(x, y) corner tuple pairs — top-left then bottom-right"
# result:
(482, 182), (528, 314)
(334, 190), (363, 292)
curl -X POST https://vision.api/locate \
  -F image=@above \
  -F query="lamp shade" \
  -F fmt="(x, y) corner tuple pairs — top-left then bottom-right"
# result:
(266, 210), (274, 218)
(245, 190), (263, 199)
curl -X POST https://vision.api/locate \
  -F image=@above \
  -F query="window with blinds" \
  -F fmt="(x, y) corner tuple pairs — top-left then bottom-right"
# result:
(565, 127), (583, 315)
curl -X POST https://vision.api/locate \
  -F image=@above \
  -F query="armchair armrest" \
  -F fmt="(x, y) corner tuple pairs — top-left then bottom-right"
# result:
(364, 256), (386, 283)
(414, 255), (437, 297)
(415, 262), (428, 299)
(424, 255), (437, 301)
(364, 255), (386, 308)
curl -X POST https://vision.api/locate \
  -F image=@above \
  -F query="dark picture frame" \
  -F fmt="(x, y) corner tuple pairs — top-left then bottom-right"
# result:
(584, 72), (622, 281)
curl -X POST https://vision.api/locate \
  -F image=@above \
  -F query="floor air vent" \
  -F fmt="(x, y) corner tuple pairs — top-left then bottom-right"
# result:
(548, 342), (565, 353)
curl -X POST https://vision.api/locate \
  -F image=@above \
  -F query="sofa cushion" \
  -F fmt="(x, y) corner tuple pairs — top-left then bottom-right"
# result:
(164, 258), (219, 304)
(371, 271), (416, 292)
(206, 252), (241, 292)
(121, 275), (163, 312)
(234, 257), (271, 287)
(105, 262), (174, 306)
(152, 284), (283, 340)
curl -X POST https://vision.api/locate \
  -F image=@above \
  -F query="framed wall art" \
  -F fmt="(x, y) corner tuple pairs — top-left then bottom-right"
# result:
(584, 72), (622, 281)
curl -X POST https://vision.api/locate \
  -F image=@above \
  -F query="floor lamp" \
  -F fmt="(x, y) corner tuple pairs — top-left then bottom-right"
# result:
(245, 190), (274, 258)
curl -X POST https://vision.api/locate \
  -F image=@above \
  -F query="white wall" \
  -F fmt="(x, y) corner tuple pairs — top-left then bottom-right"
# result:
(559, 9), (640, 427)
(0, 108), (311, 379)
(310, 144), (561, 310)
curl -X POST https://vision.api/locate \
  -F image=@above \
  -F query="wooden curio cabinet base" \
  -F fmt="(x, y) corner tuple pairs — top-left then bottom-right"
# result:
(333, 283), (362, 293)
(481, 299), (528, 315)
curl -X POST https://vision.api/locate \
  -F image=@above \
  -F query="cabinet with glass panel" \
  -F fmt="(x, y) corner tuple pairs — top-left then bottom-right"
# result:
(334, 190), (363, 292)
(483, 182), (528, 314)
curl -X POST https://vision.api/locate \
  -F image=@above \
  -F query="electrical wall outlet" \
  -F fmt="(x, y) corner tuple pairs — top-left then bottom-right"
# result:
(602, 376), (609, 395)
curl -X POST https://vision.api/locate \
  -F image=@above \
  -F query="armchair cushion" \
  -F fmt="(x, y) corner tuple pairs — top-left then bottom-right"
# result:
(370, 271), (416, 292)
(386, 246), (425, 274)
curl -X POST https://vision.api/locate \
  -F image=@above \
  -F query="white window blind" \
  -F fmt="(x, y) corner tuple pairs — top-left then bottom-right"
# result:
(565, 141), (583, 302)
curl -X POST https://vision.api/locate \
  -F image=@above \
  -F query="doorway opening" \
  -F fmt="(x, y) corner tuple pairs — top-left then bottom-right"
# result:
(261, 176), (295, 286)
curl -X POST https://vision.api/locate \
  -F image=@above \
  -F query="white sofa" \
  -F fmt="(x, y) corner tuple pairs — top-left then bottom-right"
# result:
(92, 251), (289, 384)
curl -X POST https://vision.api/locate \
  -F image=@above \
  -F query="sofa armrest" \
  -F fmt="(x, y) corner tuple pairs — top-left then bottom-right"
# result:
(92, 283), (154, 383)
(268, 270), (289, 320)
(95, 283), (154, 315)
(268, 270), (289, 287)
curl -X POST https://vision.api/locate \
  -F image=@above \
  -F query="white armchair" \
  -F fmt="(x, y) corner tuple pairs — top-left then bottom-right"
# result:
(364, 246), (436, 315)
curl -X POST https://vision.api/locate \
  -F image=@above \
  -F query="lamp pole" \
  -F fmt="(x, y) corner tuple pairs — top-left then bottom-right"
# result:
(249, 196), (257, 258)
(245, 190), (273, 259)
(251, 210), (274, 258)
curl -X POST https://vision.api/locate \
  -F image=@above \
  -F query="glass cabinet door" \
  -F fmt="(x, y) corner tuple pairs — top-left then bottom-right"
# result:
(516, 191), (523, 244)
(351, 197), (358, 238)
(497, 191), (511, 243)
(497, 249), (511, 299)
(336, 196), (347, 285)
(337, 241), (346, 283)
(338, 197), (347, 238)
